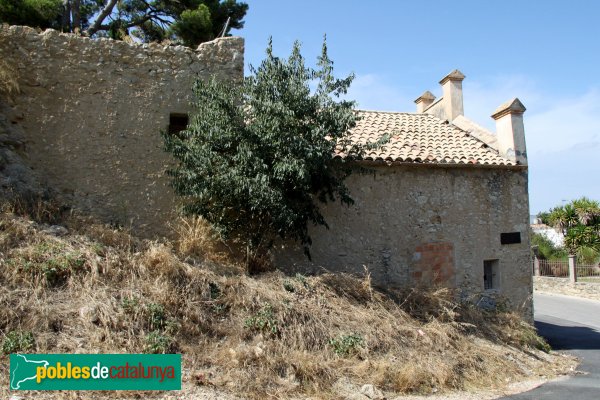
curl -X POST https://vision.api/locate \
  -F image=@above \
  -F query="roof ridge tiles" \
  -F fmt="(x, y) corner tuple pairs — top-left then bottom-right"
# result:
(338, 109), (518, 167)
(356, 109), (428, 115)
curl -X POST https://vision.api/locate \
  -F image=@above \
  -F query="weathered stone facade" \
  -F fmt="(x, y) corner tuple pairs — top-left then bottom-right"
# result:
(0, 27), (531, 315)
(274, 69), (532, 316)
(276, 165), (532, 314)
(0, 25), (243, 236)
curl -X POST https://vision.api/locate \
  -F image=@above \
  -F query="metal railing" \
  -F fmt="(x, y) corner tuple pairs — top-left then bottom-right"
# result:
(537, 259), (569, 277)
(577, 264), (600, 282)
(533, 255), (600, 283)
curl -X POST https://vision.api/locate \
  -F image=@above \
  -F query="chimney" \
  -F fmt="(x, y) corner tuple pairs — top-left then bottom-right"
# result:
(439, 69), (465, 121)
(491, 98), (527, 165)
(414, 91), (436, 113)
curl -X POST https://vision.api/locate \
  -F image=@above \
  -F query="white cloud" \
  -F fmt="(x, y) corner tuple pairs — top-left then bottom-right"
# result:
(526, 89), (600, 155)
(528, 143), (600, 214)
(345, 73), (410, 112)
(463, 76), (600, 213)
(344, 72), (600, 214)
(463, 75), (542, 132)
(463, 76), (600, 155)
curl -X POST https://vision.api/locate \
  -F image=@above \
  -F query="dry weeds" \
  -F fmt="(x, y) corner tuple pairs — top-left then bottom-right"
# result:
(0, 203), (576, 399)
(0, 58), (19, 95)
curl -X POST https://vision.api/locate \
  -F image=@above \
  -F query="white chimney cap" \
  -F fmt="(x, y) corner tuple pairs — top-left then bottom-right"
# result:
(439, 69), (465, 85)
(491, 98), (526, 120)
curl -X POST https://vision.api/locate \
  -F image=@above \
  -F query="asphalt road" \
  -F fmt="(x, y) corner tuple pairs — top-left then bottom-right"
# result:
(502, 293), (600, 399)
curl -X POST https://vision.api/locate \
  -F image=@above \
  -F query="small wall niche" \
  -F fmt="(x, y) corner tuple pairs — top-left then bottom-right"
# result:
(168, 113), (189, 135)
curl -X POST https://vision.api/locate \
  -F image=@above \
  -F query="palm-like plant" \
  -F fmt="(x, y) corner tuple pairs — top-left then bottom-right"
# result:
(547, 197), (600, 259)
(572, 197), (600, 226)
(548, 204), (578, 235)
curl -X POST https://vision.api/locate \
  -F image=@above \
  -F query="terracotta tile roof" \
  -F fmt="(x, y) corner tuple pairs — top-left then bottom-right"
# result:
(334, 110), (516, 166)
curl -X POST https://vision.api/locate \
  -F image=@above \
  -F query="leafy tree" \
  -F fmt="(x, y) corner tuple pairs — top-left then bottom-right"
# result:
(0, 0), (248, 48)
(540, 197), (600, 263)
(169, 0), (247, 47)
(163, 38), (386, 268)
(0, 0), (64, 30)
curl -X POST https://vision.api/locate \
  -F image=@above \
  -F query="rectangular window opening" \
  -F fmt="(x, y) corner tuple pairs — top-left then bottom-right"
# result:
(483, 259), (500, 290)
(168, 113), (189, 135)
(501, 232), (521, 245)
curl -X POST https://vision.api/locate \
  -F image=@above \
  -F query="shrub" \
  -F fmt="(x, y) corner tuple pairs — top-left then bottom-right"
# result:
(9, 241), (86, 286)
(283, 279), (295, 293)
(121, 296), (140, 314)
(209, 282), (221, 299)
(144, 331), (175, 354)
(328, 334), (364, 357)
(543, 197), (599, 256)
(2, 330), (35, 353)
(244, 303), (278, 336)
(531, 232), (567, 260)
(146, 303), (167, 331)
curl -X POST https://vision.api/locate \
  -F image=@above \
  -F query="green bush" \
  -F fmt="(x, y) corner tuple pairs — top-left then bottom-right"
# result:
(0, 0), (63, 30)
(283, 279), (295, 293)
(517, 323), (552, 353)
(2, 330), (35, 353)
(9, 241), (86, 286)
(328, 334), (364, 356)
(531, 232), (567, 260)
(209, 282), (221, 300)
(146, 303), (167, 331)
(542, 197), (599, 257)
(121, 296), (140, 314)
(144, 331), (175, 354)
(245, 304), (278, 335)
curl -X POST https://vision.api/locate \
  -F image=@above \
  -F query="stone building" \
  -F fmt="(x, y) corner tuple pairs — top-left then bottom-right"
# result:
(0, 25), (243, 237)
(276, 70), (532, 314)
(0, 26), (531, 313)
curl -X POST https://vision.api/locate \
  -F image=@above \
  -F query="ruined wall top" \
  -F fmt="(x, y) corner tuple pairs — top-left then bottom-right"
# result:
(0, 24), (244, 83)
(0, 24), (244, 237)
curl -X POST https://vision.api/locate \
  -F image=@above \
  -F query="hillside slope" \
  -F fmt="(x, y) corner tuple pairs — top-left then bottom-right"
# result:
(0, 204), (575, 399)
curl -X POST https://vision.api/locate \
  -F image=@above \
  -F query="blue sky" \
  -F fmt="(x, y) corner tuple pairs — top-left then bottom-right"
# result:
(233, 0), (600, 215)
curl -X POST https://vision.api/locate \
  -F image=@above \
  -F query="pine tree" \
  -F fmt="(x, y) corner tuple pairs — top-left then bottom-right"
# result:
(0, 0), (248, 48)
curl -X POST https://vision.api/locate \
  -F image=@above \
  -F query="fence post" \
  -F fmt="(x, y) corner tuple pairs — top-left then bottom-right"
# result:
(531, 246), (540, 276)
(568, 255), (577, 283)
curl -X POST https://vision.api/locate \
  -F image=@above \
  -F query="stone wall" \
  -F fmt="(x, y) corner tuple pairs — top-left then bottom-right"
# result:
(275, 164), (532, 314)
(0, 25), (243, 236)
(534, 276), (600, 301)
(0, 25), (532, 314)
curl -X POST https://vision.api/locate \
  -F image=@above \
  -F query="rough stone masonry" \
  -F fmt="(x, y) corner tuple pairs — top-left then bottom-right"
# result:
(276, 165), (532, 316)
(0, 26), (532, 316)
(0, 24), (243, 236)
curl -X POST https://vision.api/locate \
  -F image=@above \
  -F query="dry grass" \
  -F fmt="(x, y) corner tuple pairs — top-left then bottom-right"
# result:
(0, 203), (575, 399)
(0, 59), (19, 95)
(171, 215), (219, 260)
(0, 196), (65, 225)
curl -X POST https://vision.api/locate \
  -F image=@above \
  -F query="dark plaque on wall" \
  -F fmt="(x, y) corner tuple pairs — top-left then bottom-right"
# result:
(501, 232), (521, 245)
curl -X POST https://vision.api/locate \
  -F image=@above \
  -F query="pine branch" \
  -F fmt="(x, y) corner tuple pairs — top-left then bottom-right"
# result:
(84, 0), (118, 36)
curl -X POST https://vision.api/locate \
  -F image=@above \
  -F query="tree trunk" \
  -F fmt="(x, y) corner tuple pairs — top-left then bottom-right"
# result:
(85, 0), (118, 37)
(72, 0), (81, 34)
(62, 0), (71, 32)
